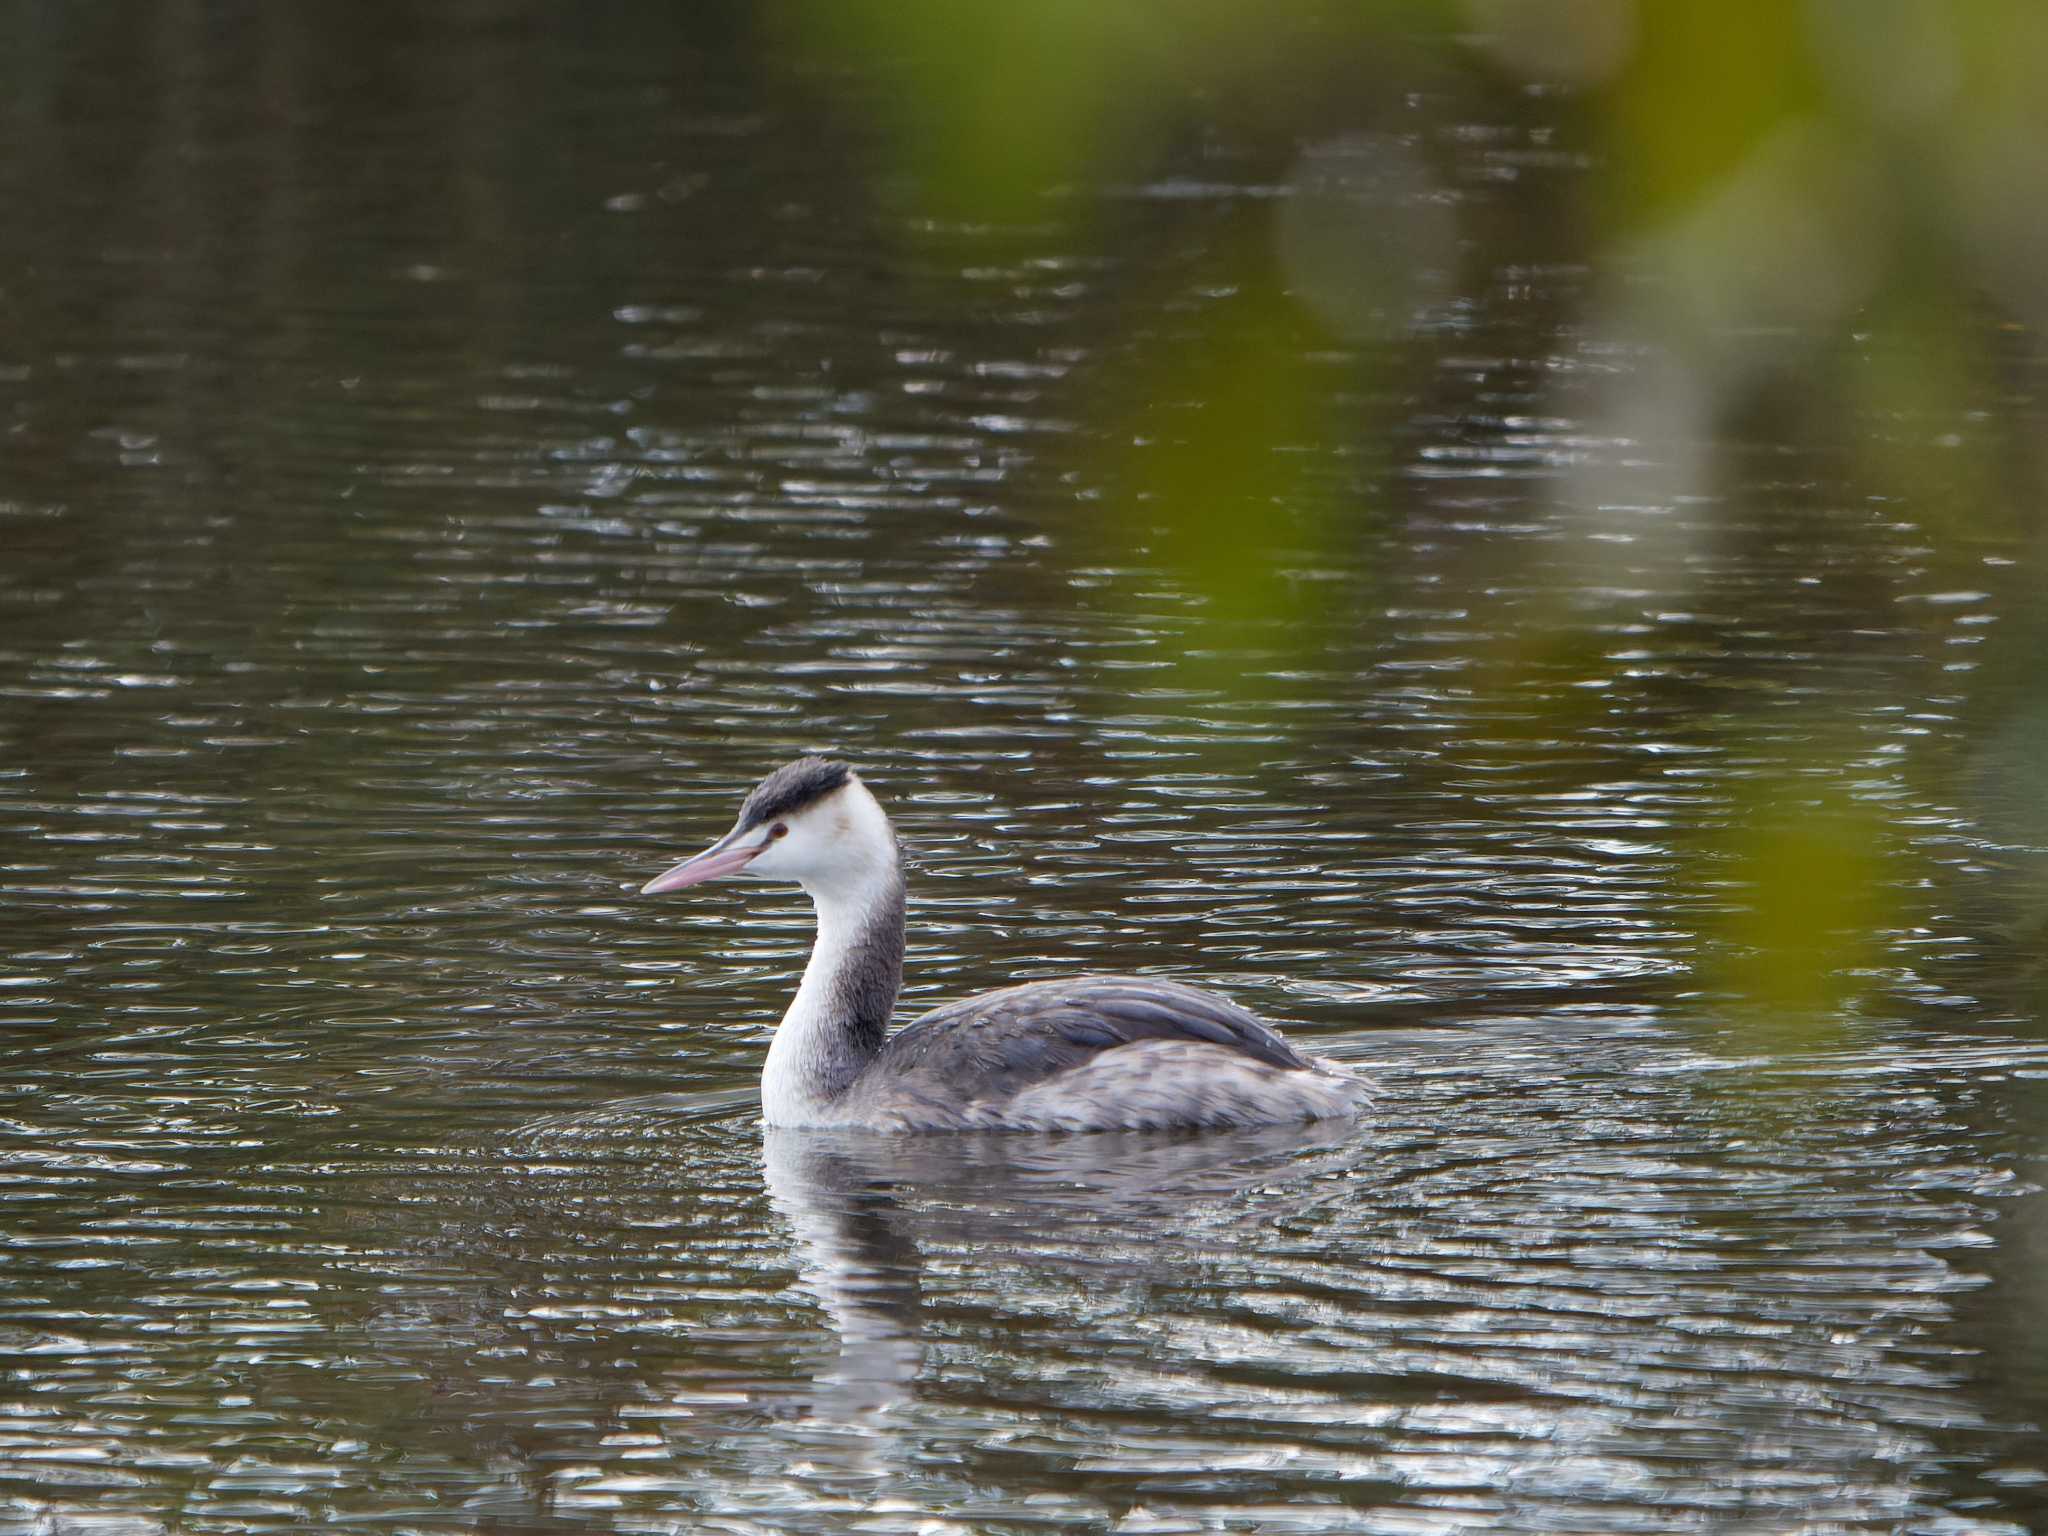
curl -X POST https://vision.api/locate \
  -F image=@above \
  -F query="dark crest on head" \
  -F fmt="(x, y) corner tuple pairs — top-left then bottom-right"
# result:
(738, 756), (853, 829)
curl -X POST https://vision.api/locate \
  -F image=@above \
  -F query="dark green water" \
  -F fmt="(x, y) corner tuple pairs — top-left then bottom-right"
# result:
(4, 7), (2048, 1533)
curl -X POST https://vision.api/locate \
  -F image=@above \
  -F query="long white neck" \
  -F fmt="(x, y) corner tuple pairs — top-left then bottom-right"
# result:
(760, 786), (906, 1127)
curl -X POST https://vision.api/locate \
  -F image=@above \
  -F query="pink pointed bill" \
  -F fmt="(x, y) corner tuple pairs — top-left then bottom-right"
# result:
(640, 837), (760, 894)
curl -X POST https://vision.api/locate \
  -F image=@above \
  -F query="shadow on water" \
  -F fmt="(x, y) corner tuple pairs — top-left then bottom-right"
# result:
(232, 1028), (2028, 1534)
(0, 1004), (2043, 1530)
(271, 1097), (1378, 1531)
(757, 1119), (1369, 1426)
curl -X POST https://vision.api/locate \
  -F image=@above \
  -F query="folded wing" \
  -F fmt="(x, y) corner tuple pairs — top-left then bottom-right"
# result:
(869, 975), (1313, 1107)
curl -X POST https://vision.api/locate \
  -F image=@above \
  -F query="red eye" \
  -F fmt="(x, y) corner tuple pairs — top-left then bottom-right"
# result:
(771, 823), (789, 839)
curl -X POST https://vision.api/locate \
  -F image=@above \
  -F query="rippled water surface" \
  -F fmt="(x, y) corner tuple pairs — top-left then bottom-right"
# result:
(5, 8), (2048, 1533)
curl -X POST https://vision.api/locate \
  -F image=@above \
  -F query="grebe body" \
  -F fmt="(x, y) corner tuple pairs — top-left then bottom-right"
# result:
(640, 758), (1370, 1133)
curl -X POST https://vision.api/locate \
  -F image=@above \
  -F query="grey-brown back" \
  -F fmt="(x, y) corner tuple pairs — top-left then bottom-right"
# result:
(861, 975), (1313, 1104)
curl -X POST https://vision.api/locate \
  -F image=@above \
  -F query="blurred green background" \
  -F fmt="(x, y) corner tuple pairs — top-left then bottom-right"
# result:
(3, 3), (2045, 1039)
(766, 0), (2048, 1036)
(5, 1), (2048, 1036)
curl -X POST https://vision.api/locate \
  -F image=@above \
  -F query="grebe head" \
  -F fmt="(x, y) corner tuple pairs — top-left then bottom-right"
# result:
(640, 756), (898, 900)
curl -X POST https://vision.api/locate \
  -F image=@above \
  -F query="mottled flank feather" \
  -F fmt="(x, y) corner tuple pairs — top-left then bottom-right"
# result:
(995, 1039), (1368, 1132)
(738, 756), (852, 830)
(833, 976), (1371, 1132)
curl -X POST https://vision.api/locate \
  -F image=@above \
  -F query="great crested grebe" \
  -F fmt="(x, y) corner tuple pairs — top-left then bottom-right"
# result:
(640, 757), (1371, 1133)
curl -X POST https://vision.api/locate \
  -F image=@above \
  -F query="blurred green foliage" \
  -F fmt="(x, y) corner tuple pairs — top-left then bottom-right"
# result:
(1092, 230), (1344, 668)
(770, 0), (1166, 226)
(1600, 0), (1824, 227)
(767, 0), (2048, 1040)
(1697, 774), (1890, 1041)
